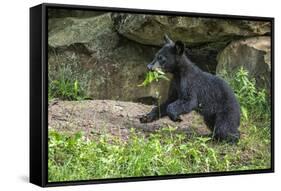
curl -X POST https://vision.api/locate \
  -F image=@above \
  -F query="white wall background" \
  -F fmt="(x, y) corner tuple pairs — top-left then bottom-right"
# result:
(0, 0), (279, 190)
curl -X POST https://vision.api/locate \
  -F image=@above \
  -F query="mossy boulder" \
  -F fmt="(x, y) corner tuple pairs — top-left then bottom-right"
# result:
(216, 36), (271, 93)
(48, 14), (169, 102)
(112, 14), (271, 46)
(48, 11), (271, 102)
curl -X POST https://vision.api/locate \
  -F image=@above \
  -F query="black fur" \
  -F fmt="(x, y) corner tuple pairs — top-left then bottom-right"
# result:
(140, 35), (240, 143)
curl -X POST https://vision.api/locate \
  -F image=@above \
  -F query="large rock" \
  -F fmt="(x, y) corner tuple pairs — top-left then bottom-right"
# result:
(48, 14), (119, 49)
(112, 14), (271, 46)
(48, 14), (169, 103)
(112, 14), (270, 73)
(216, 36), (271, 92)
(48, 12), (272, 102)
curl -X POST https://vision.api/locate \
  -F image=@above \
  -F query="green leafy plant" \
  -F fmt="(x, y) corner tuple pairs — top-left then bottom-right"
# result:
(48, 61), (92, 101)
(138, 71), (169, 87)
(49, 79), (86, 101)
(138, 70), (169, 117)
(225, 67), (270, 121)
(48, 121), (271, 182)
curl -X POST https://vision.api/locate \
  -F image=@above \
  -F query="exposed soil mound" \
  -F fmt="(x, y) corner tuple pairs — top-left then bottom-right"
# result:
(48, 100), (210, 140)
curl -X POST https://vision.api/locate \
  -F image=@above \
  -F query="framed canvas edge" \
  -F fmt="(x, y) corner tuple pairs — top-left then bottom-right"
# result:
(29, 3), (48, 187)
(29, 3), (275, 188)
(41, 2), (274, 21)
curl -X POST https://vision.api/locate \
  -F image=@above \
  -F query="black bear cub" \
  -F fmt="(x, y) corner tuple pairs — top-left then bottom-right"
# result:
(140, 35), (240, 143)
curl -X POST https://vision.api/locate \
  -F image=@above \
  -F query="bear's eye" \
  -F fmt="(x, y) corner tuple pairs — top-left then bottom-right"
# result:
(158, 55), (166, 63)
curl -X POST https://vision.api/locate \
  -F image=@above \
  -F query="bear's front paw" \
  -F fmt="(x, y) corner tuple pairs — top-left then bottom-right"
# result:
(139, 114), (155, 123)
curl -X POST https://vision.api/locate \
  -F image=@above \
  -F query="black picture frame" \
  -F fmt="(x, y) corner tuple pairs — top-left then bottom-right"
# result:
(30, 3), (275, 187)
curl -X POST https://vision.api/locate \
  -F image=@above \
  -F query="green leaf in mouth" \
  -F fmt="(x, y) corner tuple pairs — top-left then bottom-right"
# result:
(138, 70), (169, 87)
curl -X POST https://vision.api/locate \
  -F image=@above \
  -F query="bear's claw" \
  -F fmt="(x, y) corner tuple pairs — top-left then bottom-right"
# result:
(139, 114), (154, 123)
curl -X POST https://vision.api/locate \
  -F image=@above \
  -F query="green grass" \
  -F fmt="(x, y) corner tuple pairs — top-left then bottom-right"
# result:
(48, 58), (92, 101)
(48, 68), (271, 182)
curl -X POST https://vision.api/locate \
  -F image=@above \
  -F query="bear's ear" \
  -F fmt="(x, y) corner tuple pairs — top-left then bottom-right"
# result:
(164, 34), (173, 44)
(175, 41), (185, 56)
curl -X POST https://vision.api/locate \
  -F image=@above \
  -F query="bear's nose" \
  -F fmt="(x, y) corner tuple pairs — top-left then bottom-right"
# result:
(147, 64), (153, 70)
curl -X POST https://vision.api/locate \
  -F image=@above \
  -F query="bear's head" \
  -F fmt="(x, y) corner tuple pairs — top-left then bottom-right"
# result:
(147, 34), (185, 74)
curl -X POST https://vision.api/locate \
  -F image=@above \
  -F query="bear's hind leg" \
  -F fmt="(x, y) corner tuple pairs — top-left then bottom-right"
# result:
(212, 114), (240, 143)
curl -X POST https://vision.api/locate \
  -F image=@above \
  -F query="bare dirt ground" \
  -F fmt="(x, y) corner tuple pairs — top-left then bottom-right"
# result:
(48, 100), (210, 140)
